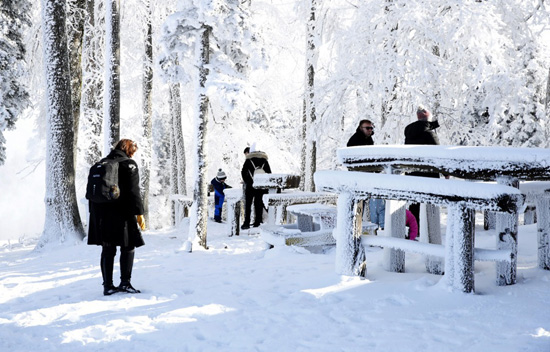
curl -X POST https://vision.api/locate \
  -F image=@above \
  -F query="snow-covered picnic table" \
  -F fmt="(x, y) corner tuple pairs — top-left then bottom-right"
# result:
(316, 170), (523, 293)
(338, 145), (550, 278)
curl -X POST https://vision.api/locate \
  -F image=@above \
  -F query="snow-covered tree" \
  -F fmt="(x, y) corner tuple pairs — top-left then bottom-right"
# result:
(159, 0), (262, 249)
(303, 0), (319, 192)
(141, 0), (154, 224)
(38, 0), (85, 247)
(0, 0), (31, 165)
(80, 0), (105, 166)
(104, 0), (120, 153)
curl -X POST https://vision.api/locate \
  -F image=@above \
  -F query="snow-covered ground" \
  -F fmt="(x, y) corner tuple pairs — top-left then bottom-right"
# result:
(1, 213), (549, 352)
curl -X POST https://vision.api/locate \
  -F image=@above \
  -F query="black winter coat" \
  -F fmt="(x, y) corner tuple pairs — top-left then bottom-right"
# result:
(404, 120), (440, 145)
(87, 149), (145, 247)
(347, 129), (374, 147)
(241, 151), (272, 187)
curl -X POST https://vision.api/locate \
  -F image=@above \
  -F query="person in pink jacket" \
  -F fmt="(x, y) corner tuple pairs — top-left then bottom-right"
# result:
(406, 209), (418, 241)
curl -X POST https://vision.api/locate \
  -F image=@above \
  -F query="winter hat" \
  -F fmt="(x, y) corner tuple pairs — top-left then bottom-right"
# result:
(217, 168), (227, 180)
(416, 105), (431, 120)
(249, 142), (257, 153)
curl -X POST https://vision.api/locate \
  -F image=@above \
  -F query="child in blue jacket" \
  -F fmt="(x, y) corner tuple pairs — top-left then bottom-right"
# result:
(211, 169), (231, 223)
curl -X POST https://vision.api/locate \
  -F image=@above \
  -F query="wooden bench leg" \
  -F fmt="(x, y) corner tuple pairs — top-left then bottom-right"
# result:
(385, 200), (406, 272)
(496, 176), (519, 286)
(228, 200), (241, 237)
(335, 192), (366, 277)
(536, 194), (550, 270)
(445, 204), (475, 293)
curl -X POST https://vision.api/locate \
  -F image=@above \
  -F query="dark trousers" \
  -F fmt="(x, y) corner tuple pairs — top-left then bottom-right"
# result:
(243, 185), (267, 227)
(101, 244), (135, 286)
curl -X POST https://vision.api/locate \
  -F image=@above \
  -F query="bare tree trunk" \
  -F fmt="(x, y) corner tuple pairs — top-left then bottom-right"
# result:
(299, 98), (306, 191)
(303, 0), (317, 192)
(67, 0), (85, 166)
(189, 24), (211, 249)
(141, 0), (153, 225)
(104, 0), (120, 153)
(38, 0), (85, 248)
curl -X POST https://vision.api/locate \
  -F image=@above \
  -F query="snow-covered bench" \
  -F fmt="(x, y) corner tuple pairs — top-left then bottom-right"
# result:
(315, 170), (524, 293)
(260, 198), (338, 248)
(169, 194), (194, 226)
(262, 191), (337, 225)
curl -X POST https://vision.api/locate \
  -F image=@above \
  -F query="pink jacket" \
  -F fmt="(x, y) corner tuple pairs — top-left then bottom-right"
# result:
(406, 210), (418, 240)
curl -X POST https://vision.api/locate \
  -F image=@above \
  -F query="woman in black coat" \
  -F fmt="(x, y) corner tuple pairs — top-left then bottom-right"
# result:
(87, 139), (145, 295)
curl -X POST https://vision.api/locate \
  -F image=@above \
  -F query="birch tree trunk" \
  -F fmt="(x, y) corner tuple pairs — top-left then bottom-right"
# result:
(303, 0), (317, 192)
(81, 0), (103, 165)
(188, 25), (211, 249)
(104, 0), (120, 153)
(38, 0), (85, 248)
(169, 82), (187, 226)
(67, 0), (85, 165)
(141, 0), (153, 225)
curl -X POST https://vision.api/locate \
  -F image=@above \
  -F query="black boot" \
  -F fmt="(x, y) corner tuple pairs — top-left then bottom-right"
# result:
(118, 247), (140, 293)
(101, 245), (118, 295)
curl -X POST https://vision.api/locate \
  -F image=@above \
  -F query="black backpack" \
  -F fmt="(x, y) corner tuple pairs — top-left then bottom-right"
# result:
(85, 157), (128, 203)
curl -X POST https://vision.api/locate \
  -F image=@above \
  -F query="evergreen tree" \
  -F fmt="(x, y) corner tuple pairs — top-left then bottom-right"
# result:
(0, 0), (31, 165)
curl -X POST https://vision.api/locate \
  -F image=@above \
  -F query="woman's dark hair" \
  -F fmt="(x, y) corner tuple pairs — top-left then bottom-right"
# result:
(115, 139), (138, 158)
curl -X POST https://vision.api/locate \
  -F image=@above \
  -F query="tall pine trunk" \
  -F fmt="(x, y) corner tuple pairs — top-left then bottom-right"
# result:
(188, 24), (211, 250)
(303, 0), (317, 192)
(104, 0), (120, 153)
(81, 0), (104, 165)
(38, 0), (85, 248)
(141, 0), (153, 224)
(67, 0), (85, 165)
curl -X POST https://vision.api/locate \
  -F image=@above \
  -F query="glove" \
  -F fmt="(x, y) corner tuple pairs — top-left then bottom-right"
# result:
(136, 215), (146, 231)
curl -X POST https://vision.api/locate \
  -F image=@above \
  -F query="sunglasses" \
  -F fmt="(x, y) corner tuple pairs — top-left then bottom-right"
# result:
(362, 126), (374, 130)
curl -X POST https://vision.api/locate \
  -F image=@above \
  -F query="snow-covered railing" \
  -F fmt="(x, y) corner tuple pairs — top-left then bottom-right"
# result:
(169, 195), (194, 226)
(253, 173), (301, 190)
(286, 204), (337, 232)
(315, 170), (524, 293)
(338, 144), (550, 284)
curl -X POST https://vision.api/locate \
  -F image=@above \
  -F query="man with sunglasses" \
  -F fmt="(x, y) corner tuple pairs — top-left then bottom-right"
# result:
(346, 119), (385, 230)
(347, 119), (374, 147)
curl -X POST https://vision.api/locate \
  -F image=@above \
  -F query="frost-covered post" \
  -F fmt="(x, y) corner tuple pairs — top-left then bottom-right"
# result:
(104, 0), (120, 153)
(303, 0), (318, 192)
(496, 176), (519, 286)
(39, 0), (85, 247)
(384, 199), (406, 272)
(422, 203), (444, 274)
(445, 204), (475, 293)
(335, 192), (366, 277)
(535, 192), (550, 270)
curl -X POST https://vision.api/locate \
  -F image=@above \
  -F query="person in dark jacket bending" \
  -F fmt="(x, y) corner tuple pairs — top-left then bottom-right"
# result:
(87, 139), (145, 296)
(241, 144), (272, 229)
(347, 119), (374, 147)
(404, 105), (442, 227)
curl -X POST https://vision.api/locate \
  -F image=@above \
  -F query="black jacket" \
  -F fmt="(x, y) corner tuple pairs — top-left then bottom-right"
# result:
(347, 129), (374, 147)
(88, 149), (145, 247)
(404, 120), (440, 145)
(241, 151), (272, 187)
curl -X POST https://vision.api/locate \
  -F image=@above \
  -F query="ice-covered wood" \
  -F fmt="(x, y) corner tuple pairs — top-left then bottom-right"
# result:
(339, 145), (550, 181)
(496, 176), (519, 286)
(260, 225), (334, 247)
(254, 174), (301, 190)
(536, 194), (550, 270)
(384, 200), (405, 273)
(315, 171), (523, 213)
(423, 203), (444, 274)
(334, 192), (366, 277)
(263, 191), (337, 225)
(286, 204), (337, 230)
